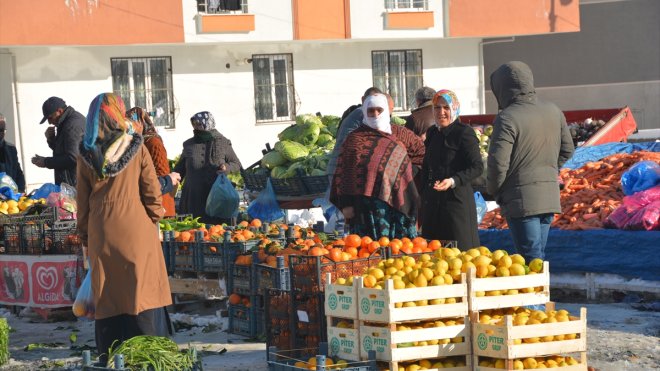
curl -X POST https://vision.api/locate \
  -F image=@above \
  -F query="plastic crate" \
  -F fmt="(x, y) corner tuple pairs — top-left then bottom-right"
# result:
(271, 177), (309, 197)
(301, 175), (329, 195)
(228, 304), (257, 337)
(291, 292), (326, 349)
(255, 258), (290, 294)
(50, 221), (81, 255)
(80, 349), (203, 371)
(268, 343), (377, 371)
(196, 242), (241, 273)
(228, 262), (254, 295)
(265, 289), (293, 352)
(241, 169), (268, 192)
(288, 254), (383, 294)
(21, 222), (47, 255)
(162, 231), (197, 272)
(2, 224), (21, 254)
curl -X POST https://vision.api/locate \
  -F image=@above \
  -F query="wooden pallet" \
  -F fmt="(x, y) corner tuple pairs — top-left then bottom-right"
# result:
(467, 262), (550, 312)
(168, 275), (226, 299)
(356, 276), (468, 322)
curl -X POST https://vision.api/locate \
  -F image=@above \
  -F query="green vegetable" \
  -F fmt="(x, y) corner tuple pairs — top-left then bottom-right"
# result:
(226, 171), (244, 189)
(278, 115), (322, 145)
(316, 133), (334, 147)
(283, 162), (305, 178)
(0, 318), (8, 366)
(107, 335), (195, 371)
(390, 115), (406, 126)
(270, 166), (288, 179)
(321, 115), (341, 136)
(261, 151), (287, 169)
(274, 140), (310, 162)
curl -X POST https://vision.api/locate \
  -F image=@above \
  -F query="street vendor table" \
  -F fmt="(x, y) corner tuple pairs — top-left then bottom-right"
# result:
(245, 191), (324, 210)
(0, 254), (83, 308)
(478, 228), (660, 282)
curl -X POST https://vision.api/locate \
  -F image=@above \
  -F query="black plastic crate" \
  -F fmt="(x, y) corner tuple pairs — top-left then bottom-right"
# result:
(228, 304), (257, 337)
(255, 257), (290, 294)
(50, 221), (81, 255)
(169, 241), (196, 272)
(228, 262), (254, 296)
(265, 289), (292, 352)
(290, 292), (326, 349)
(270, 177), (308, 197)
(196, 241), (241, 274)
(21, 223), (47, 255)
(301, 175), (329, 195)
(288, 254), (383, 294)
(241, 169), (268, 192)
(2, 224), (21, 254)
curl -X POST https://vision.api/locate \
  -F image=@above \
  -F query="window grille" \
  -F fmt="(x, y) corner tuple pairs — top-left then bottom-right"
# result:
(252, 54), (296, 123)
(385, 0), (428, 11)
(111, 57), (175, 128)
(197, 0), (248, 14)
(372, 50), (423, 112)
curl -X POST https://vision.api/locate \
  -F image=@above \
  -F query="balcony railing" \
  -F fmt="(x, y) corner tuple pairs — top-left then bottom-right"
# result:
(197, 0), (248, 14)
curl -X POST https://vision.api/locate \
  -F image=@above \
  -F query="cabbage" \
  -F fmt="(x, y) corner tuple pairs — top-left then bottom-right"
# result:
(278, 118), (321, 146)
(321, 115), (341, 136)
(390, 115), (406, 126)
(316, 133), (334, 147)
(296, 114), (322, 127)
(261, 150), (287, 169)
(274, 140), (310, 162)
(270, 166), (288, 179)
(283, 161), (305, 178)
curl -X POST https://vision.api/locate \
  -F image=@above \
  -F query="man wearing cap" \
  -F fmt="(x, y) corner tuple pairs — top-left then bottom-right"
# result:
(31, 96), (85, 186)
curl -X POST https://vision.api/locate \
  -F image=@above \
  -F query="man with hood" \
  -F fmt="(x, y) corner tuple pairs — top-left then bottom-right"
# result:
(487, 61), (574, 262)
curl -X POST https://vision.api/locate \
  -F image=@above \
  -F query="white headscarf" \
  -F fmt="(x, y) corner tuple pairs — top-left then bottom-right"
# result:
(361, 94), (391, 134)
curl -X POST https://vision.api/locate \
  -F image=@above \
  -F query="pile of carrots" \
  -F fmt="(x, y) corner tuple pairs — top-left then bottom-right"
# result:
(479, 151), (660, 230)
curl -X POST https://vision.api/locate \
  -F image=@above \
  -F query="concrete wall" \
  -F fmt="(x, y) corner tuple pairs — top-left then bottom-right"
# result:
(6, 38), (482, 189)
(482, 0), (660, 130)
(350, 0), (445, 39)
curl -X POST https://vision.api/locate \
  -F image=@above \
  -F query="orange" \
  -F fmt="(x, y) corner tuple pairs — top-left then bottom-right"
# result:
(328, 248), (343, 262)
(367, 241), (381, 254)
(249, 219), (262, 228)
(389, 239), (402, 255)
(360, 236), (373, 250)
(428, 240), (442, 251)
(238, 220), (249, 228)
(378, 236), (390, 247)
(358, 248), (371, 258)
(229, 293), (242, 305)
(178, 231), (192, 243)
(344, 234), (362, 248)
(343, 246), (359, 258)
(412, 237), (428, 251)
(308, 246), (325, 256)
(401, 240), (414, 254)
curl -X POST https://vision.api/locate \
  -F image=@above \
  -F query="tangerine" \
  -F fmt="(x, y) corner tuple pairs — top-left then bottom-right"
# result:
(378, 236), (390, 247)
(345, 234), (362, 248)
(360, 236), (373, 249)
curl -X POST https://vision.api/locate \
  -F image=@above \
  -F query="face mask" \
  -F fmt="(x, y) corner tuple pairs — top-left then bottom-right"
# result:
(362, 94), (392, 134)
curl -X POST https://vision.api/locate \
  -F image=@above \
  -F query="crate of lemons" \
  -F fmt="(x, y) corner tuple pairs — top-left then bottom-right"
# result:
(0, 197), (47, 215)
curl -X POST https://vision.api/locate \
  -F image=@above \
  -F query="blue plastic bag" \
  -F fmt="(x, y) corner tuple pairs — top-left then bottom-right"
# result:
(621, 160), (660, 195)
(205, 173), (240, 219)
(31, 183), (61, 200)
(247, 179), (285, 222)
(475, 191), (487, 224)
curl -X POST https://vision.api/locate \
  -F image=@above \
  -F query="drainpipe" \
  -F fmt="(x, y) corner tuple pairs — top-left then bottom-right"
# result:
(478, 37), (515, 113)
(7, 52), (29, 189)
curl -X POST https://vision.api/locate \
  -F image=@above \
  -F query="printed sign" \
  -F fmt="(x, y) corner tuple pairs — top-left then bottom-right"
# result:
(0, 255), (81, 308)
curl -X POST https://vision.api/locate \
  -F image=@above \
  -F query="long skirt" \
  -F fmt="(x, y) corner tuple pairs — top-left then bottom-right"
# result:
(347, 196), (417, 240)
(95, 306), (173, 365)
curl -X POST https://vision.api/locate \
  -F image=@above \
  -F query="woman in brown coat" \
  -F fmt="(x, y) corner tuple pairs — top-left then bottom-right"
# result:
(77, 93), (172, 365)
(127, 107), (178, 217)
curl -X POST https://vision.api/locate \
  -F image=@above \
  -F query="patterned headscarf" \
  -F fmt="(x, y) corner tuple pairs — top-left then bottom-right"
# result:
(83, 93), (129, 151)
(127, 107), (157, 138)
(432, 89), (461, 125)
(191, 111), (216, 131)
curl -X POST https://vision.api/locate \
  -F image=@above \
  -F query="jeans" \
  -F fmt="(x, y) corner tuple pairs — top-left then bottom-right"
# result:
(506, 213), (554, 262)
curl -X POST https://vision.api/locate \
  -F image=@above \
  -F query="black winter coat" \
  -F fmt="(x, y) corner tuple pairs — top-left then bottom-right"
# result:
(45, 106), (85, 186)
(421, 121), (483, 249)
(173, 129), (242, 224)
(0, 141), (26, 192)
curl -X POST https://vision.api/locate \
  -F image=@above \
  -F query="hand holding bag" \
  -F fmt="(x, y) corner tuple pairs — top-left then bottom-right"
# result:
(205, 173), (240, 219)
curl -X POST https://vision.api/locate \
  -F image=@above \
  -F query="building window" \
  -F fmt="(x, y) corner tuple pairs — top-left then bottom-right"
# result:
(197, 0), (248, 14)
(372, 50), (423, 112)
(111, 57), (175, 128)
(252, 54), (296, 122)
(385, 0), (427, 11)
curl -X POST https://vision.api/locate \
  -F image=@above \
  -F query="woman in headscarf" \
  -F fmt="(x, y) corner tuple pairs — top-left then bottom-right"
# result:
(330, 93), (419, 239)
(127, 107), (178, 217)
(421, 89), (483, 249)
(173, 111), (242, 224)
(76, 93), (172, 365)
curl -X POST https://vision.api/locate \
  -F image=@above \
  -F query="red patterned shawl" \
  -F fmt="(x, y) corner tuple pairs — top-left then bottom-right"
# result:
(331, 126), (419, 217)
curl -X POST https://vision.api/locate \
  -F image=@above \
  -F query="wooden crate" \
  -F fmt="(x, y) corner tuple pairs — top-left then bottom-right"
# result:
(359, 320), (470, 362)
(472, 304), (587, 359)
(327, 317), (360, 361)
(377, 355), (472, 371)
(474, 353), (588, 371)
(467, 262), (550, 312)
(325, 273), (359, 319)
(356, 277), (468, 323)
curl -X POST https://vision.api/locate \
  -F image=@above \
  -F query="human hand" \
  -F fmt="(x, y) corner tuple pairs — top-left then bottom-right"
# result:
(31, 155), (46, 168)
(341, 206), (355, 219)
(45, 126), (56, 140)
(168, 172), (181, 186)
(433, 178), (454, 192)
(217, 163), (227, 173)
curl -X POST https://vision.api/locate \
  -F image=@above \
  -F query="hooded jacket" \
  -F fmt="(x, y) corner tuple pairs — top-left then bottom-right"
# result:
(45, 106), (86, 186)
(487, 61), (574, 218)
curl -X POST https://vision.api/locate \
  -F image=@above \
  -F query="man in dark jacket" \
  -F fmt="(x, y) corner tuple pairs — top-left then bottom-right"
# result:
(404, 86), (436, 140)
(32, 97), (86, 186)
(0, 113), (26, 192)
(487, 61), (574, 262)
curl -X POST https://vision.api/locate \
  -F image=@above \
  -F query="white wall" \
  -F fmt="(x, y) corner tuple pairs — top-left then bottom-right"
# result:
(350, 0), (446, 39)
(183, 0), (294, 43)
(8, 37), (482, 189)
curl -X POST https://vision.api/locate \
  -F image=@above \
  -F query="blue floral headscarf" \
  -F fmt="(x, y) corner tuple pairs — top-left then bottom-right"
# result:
(432, 89), (461, 125)
(191, 111), (216, 131)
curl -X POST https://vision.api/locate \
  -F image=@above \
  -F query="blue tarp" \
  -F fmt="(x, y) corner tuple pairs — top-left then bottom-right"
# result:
(563, 141), (660, 169)
(478, 228), (660, 282)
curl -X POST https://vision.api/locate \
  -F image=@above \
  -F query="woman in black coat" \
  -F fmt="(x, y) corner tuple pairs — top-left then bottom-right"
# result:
(421, 90), (483, 249)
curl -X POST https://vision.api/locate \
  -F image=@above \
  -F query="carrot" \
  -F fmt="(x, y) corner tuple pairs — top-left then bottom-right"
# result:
(582, 213), (599, 220)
